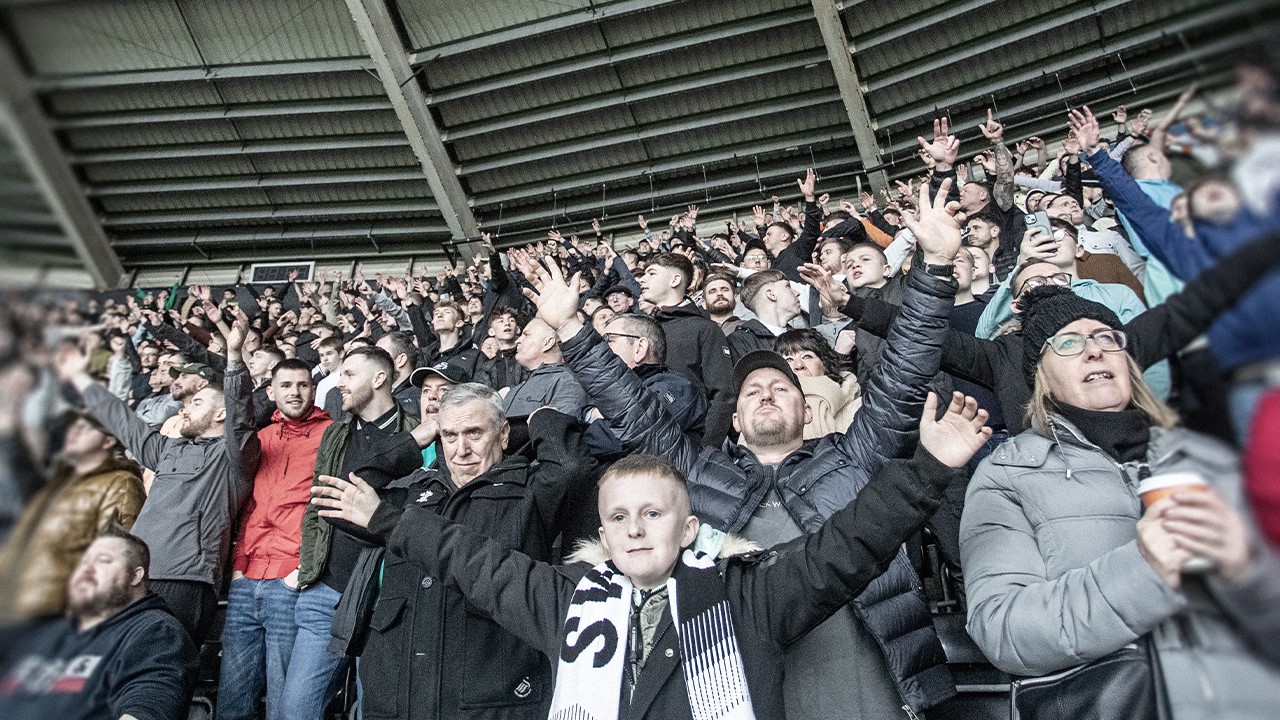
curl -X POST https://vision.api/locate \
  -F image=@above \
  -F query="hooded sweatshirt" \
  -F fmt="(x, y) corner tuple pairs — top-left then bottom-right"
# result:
(0, 593), (197, 720)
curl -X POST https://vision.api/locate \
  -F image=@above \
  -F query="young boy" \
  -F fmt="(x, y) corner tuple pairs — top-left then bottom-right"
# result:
(313, 392), (988, 720)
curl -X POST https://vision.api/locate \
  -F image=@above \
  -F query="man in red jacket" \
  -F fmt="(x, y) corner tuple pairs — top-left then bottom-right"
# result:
(218, 310), (333, 720)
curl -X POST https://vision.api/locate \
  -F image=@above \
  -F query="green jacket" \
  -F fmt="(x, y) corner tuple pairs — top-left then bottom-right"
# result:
(298, 409), (419, 587)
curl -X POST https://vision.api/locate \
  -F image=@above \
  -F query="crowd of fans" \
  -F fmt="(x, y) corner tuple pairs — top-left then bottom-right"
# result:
(1, 60), (1279, 720)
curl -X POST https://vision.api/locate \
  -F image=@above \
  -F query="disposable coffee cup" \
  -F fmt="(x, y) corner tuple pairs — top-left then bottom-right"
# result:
(1136, 472), (1215, 573)
(1137, 472), (1208, 509)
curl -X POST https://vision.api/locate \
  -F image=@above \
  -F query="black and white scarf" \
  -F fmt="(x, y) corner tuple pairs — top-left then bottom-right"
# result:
(549, 548), (756, 720)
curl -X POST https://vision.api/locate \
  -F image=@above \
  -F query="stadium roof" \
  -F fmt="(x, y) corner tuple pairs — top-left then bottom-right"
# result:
(0, 0), (1272, 287)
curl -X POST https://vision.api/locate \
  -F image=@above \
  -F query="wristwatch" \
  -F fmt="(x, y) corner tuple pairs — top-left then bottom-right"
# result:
(923, 262), (954, 278)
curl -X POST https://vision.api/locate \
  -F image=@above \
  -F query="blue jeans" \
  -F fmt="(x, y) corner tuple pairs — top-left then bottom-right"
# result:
(216, 577), (300, 720)
(281, 583), (349, 720)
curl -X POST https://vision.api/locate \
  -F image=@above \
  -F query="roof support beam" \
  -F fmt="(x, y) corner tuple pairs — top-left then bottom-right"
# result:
(345, 0), (480, 240)
(112, 222), (451, 248)
(88, 168), (425, 197)
(102, 200), (440, 228)
(70, 134), (408, 164)
(810, 0), (885, 189)
(0, 35), (122, 288)
(54, 97), (392, 130)
(31, 58), (376, 92)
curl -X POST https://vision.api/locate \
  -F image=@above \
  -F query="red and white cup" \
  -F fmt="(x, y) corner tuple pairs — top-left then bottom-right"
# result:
(1137, 472), (1215, 573)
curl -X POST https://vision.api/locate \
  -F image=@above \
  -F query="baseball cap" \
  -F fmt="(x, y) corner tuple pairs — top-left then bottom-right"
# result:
(168, 362), (218, 382)
(732, 350), (802, 394)
(410, 364), (470, 388)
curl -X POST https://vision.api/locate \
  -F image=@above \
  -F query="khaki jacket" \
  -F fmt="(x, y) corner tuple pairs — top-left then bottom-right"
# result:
(0, 455), (144, 622)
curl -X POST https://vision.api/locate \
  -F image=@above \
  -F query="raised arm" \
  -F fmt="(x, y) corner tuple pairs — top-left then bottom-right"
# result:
(57, 343), (165, 469)
(1126, 231), (1280, 368)
(744, 393), (987, 646)
(978, 109), (1016, 212)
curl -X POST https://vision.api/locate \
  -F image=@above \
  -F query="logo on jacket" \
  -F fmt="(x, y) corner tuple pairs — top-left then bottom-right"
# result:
(0, 654), (102, 696)
(416, 490), (434, 504)
(514, 677), (532, 698)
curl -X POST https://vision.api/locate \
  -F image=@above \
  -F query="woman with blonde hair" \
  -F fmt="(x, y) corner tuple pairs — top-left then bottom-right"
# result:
(960, 285), (1280, 720)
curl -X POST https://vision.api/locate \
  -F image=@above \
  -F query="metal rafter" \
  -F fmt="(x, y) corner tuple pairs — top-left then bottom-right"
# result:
(70, 133), (408, 164)
(0, 35), (122, 287)
(810, 0), (886, 189)
(54, 97), (393, 130)
(345, 0), (480, 240)
(30, 58), (376, 92)
(112, 222), (451, 248)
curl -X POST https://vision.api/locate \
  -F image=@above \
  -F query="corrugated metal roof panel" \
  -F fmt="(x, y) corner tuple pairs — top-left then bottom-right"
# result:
(844, 0), (951, 36)
(399, 0), (593, 50)
(231, 111), (402, 140)
(1102, 0), (1217, 34)
(645, 102), (845, 158)
(599, 0), (801, 46)
(81, 155), (260, 182)
(627, 65), (835, 124)
(423, 24), (606, 89)
(45, 83), (224, 115)
(214, 72), (386, 103)
(866, 15), (1101, 113)
(434, 67), (622, 126)
(465, 141), (648, 193)
(451, 104), (637, 161)
(266, 181), (435, 205)
(612, 20), (820, 87)
(250, 146), (419, 173)
(180, 0), (365, 64)
(9, 0), (202, 75)
(99, 187), (272, 212)
(63, 120), (243, 150)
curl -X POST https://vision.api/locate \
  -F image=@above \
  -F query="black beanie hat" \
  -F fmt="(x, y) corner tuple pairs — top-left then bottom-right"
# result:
(1020, 285), (1123, 385)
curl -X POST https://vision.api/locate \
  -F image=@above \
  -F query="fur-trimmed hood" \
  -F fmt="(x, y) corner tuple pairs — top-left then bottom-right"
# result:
(565, 526), (762, 566)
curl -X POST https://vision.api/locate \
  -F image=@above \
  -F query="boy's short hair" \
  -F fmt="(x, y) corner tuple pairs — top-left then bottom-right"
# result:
(845, 242), (888, 263)
(597, 454), (691, 517)
(647, 253), (695, 294)
(739, 269), (788, 311)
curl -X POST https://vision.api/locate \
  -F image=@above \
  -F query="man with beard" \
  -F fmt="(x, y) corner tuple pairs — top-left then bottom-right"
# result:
(157, 362), (216, 438)
(0, 526), (198, 720)
(57, 324), (260, 645)
(217, 306), (334, 720)
(702, 272), (742, 335)
(295, 346), (426, 716)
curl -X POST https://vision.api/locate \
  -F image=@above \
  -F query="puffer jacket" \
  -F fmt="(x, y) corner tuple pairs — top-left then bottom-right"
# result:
(558, 262), (960, 712)
(0, 456), (143, 622)
(961, 417), (1280, 720)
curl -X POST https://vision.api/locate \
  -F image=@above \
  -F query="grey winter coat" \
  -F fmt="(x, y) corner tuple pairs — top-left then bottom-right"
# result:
(961, 417), (1280, 720)
(557, 262), (961, 713)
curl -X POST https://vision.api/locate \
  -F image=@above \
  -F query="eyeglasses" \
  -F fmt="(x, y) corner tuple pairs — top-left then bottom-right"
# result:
(1017, 272), (1072, 296)
(1041, 329), (1128, 357)
(602, 332), (643, 343)
(743, 254), (769, 262)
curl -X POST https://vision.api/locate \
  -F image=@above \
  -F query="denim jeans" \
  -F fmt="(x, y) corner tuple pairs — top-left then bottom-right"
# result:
(1229, 378), (1269, 446)
(216, 577), (300, 720)
(281, 583), (349, 720)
